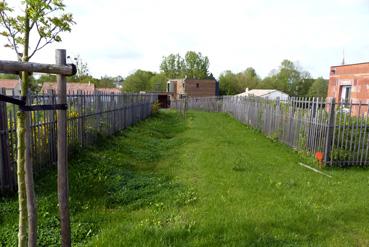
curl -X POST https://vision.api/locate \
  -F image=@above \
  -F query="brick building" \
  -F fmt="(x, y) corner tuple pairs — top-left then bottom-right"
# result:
(167, 78), (219, 100)
(328, 62), (369, 115)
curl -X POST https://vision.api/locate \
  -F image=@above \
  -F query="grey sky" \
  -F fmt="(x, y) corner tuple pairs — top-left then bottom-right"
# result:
(1, 0), (369, 79)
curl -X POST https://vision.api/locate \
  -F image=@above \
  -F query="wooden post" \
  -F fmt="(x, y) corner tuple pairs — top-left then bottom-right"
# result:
(25, 90), (37, 247)
(324, 98), (336, 165)
(56, 49), (71, 247)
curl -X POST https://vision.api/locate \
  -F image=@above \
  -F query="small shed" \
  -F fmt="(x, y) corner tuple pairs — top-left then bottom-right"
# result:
(235, 89), (289, 101)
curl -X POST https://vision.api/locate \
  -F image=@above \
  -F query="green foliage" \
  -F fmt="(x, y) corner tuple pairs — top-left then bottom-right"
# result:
(219, 67), (260, 95)
(149, 73), (167, 92)
(160, 51), (210, 79)
(0, 73), (18, 79)
(0, 0), (75, 61)
(260, 59), (312, 97)
(123, 70), (168, 93)
(308, 77), (328, 98)
(160, 54), (184, 79)
(123, 70), (155, 92)
(151, 100), (161, 114)
(184, 51), (209, 79)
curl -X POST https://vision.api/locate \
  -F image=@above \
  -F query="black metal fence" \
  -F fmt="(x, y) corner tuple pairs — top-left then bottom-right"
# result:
(0, 89), (157, 193)
(171, 96), (369, 167)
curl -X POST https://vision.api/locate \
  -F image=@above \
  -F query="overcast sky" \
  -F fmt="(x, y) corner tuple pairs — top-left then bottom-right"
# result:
(1, 0), (369, 79)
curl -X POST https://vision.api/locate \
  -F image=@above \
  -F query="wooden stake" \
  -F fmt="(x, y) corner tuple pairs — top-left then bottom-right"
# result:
(56, 49), (71, 247)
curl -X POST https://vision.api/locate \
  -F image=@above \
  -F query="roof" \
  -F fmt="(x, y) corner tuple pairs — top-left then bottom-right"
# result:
(41, 82), (95, 94)
(331, 62), (369, 68)
(96, 88), (121, 94)
(236, 89), (287, 97)
(167, 78), (217, 83)
(0, 79), (20, 89)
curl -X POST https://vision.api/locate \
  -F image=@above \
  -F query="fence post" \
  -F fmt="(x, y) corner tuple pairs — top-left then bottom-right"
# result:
(0, 88), (13, 193)
(56, 49), (71, 247)
(324, 98), (336, 165)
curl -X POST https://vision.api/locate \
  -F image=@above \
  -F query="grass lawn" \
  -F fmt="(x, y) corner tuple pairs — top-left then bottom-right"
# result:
(2, 110), (369, 246)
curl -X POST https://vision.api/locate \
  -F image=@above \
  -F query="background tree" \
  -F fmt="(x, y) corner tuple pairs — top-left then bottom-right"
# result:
(95, 76), (116, 88)
(219, 67), (260, 95)
(219, 71), (239, 95)
(184, 51), (209, 79)
(149, 73), (167, 92)
(261, 59), (311, 97)
(160, 51), (210, 79)
(308, 77), (328, 98)
(123, 70), (155, 92)
(0, 1), (74, 246)
(160, 53), (184, 79)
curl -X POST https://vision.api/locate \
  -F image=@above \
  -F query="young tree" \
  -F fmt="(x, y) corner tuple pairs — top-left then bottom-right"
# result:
(0, 1), (74, 246)
(68, 54), (89, 81)
(184, 51), (209, 79)
(160, 53), (184, 79)
(160, 51), (210, 80)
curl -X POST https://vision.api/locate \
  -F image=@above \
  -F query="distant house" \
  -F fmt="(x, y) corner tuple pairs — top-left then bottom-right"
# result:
(41, 82), (121, 95)
(0, 79), (21, 96)
(167, 78), (219, 100)
(235, 88), (289, 101)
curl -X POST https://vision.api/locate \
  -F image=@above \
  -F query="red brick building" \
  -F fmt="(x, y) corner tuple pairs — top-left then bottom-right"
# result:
(328, 62), (369, 115)
(167, 78), (219, 100)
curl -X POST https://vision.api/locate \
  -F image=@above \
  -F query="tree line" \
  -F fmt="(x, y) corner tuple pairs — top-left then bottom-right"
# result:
(220, 59), (328, 98)
(123, 51), (213, 92)
(123, 53), (328, 98)
(0, 51), (328, 98)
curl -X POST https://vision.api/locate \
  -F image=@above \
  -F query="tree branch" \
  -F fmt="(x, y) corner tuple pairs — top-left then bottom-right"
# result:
(0, 10), (21, 59)
(29, 28), (62, 59)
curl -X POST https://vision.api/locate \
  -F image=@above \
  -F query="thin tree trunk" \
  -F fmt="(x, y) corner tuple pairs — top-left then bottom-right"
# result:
(17, 5), (37, 246)
(16, 109), (27, 247)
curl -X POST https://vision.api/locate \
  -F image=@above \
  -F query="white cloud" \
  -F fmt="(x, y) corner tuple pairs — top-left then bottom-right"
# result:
(0, 0), (369, 79)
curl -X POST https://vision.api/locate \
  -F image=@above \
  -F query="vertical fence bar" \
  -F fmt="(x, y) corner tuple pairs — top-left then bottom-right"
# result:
(0, 88), (13, 192)
(324, 98), (335, 165)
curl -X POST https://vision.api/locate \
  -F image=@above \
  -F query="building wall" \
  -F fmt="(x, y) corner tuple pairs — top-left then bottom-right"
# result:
(185, 79), (216, 98)
(167, 79), (217, 99)
(328, 63), (369, 115)
(264, 91), (289, 101)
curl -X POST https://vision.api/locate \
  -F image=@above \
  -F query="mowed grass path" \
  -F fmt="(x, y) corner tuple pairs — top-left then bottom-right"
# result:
(2, 110), (369, 246)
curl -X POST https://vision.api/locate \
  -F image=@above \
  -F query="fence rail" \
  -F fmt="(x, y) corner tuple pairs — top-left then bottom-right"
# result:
(0, 90), (157, 193)
(171, 96), (369, 167)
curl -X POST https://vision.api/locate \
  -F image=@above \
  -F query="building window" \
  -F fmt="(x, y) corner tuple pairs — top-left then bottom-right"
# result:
(340, 85), (351, 105)
(196, 83), (199, 88)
